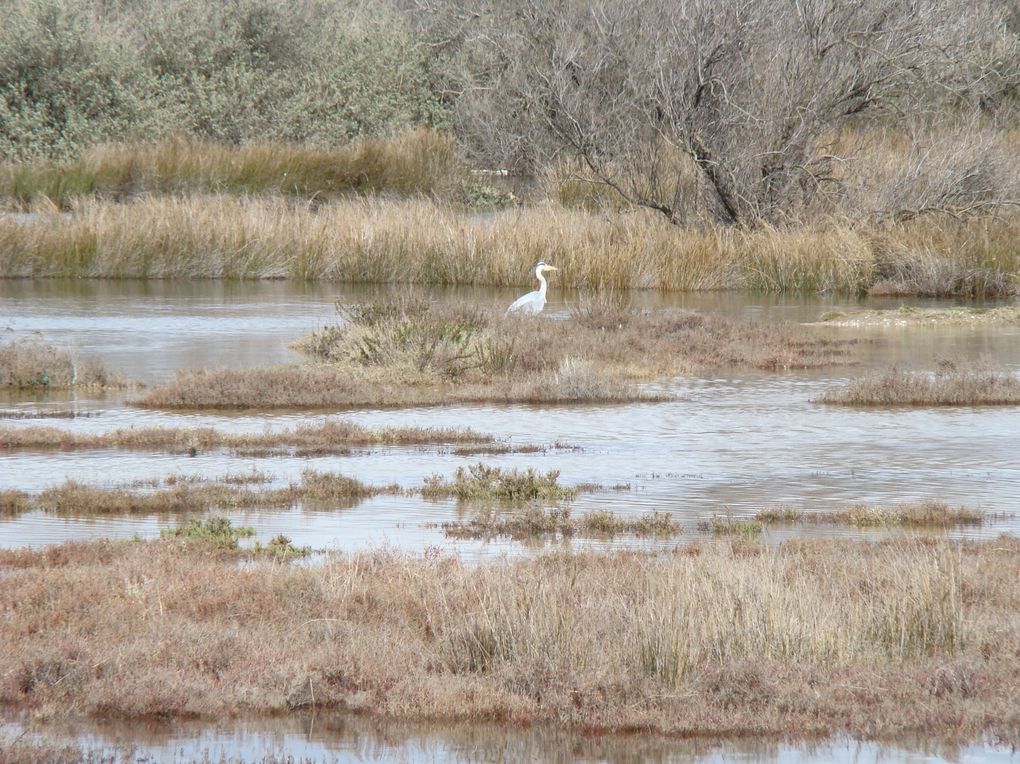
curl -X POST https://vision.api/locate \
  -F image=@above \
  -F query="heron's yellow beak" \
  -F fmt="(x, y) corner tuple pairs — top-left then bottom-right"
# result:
(545, 265), (559, 272)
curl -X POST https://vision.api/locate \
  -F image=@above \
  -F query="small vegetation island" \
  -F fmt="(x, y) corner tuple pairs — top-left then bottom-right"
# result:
(2, 0), (1020, 761)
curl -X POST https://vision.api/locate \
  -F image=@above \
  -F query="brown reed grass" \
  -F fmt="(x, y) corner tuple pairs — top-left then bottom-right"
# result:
(0, 419), (493, 454)
(3, 194), (1016, 295)
(819, 364), (1020, 407)
(1, 536), (1017, 743)
(0, 131), (461, 209)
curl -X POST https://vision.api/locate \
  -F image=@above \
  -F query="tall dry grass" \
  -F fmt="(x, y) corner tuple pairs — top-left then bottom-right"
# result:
(0, 131), (461, 209)
(0, 537), (1017, 742)
(3, 194), (1015, 294)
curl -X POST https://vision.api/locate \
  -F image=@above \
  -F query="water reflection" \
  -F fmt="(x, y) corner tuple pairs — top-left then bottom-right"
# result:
(4, 712), (1016, 763)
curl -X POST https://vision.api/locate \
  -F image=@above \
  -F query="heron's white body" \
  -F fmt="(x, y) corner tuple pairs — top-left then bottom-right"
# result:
(506, 262), (557, 315)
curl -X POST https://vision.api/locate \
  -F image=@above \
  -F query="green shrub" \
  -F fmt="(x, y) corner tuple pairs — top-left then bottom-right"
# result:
(0, 0), (452, 160)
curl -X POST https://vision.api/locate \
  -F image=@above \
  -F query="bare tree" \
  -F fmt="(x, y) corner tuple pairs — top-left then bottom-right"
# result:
(461, 0), (1013, 226)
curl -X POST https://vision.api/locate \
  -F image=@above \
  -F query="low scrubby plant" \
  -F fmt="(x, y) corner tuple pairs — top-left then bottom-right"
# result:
(161, 516), (255, 549)
(422, 463), (576, 503)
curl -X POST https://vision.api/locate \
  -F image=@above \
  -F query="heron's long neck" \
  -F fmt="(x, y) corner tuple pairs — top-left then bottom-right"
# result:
(536, 269), (547, 298)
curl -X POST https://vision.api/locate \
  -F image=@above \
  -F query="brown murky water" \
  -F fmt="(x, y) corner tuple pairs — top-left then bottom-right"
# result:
(2, 280), (1019, 553)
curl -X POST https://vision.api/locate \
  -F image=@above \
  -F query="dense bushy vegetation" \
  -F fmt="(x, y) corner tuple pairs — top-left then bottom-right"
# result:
(0, 0), (450, 160)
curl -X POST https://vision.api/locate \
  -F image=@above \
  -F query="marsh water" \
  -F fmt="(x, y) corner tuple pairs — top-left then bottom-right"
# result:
(2, 280), (1019, 553)
(3, 280), (1020, 762)
(4, 711), (1017, 763)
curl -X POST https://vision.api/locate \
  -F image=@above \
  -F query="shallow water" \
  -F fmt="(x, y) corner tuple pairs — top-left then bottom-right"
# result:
(4, 280), (1020, 762)
(4, 712), (1017, 763)
(2, 280), (1019, 555)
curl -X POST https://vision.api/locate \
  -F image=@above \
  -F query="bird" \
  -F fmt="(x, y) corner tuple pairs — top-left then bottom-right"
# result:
(506, 261), (559, 315)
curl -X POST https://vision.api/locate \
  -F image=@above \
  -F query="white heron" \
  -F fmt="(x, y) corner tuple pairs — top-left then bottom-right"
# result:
(505, 261), (559, 315)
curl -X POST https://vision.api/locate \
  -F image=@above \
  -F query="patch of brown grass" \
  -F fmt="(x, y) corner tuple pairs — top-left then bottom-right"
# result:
(0, 130), (461, 209)
(753, 505), (805, 523)
(135, 302), (854, 410)
(817, 502), (984, 528)
(819, 363), (1020, 407)
(698, 513), (764, 537)
(0, 537), (1017, 743)
(445, 506), (681, 540)
(17, 471), (399, 517)
(0, 419), (493, 454)
(0, 338), (124, 390)
(756, 502), (985, 528)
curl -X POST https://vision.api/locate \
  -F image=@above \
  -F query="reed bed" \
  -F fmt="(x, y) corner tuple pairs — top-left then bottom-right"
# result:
(0, 131), (460, 209)
(819, 365), (1020, 407)
(0, 338), (124, 390)
(3, 194), (1017, 295)
(0, 536), (1017, 743)
(0, 419), (494, 455)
